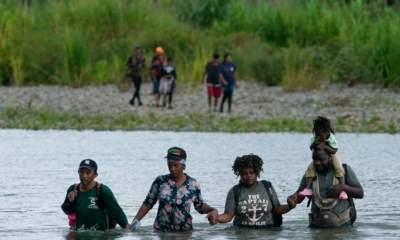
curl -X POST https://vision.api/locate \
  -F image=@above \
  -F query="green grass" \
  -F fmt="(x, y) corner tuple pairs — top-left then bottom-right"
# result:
(1, 0), (400, 89)
(1, 107), (399, 133)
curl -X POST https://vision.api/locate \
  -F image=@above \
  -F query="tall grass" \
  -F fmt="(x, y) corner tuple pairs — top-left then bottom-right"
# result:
(1, 0), (400, 89)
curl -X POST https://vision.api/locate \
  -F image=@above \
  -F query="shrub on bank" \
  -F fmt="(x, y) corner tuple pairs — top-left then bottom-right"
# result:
(1, 0), (400, 89)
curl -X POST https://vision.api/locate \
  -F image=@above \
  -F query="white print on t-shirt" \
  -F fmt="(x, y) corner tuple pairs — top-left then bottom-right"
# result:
(88, 197), (99, 209)
(77, 223), (99, 231)
(238, 194), (269, 226)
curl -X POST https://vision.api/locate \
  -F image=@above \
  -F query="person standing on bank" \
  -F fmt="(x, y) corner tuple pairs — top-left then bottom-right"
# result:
(128, 147), (218, 232)
(217, 154), (297, 228)
(290, 148), (364, 228)
(61, 159), (129, 231)
(202, 54), (221, 112)
(126, 45), (145, 106)
(219, 53), (237, 113)
(159, 57), (176, 109)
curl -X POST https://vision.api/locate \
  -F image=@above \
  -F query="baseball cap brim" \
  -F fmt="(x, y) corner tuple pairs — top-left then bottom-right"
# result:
(79, 165), (96, 171)
(164, 155), (182, 160)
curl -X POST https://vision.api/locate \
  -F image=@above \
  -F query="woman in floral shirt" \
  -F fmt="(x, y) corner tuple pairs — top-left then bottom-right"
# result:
(128, 147), (218, 232)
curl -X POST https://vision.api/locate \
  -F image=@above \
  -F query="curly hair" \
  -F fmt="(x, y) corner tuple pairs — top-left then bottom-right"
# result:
(232, 154), (264, 178)
(312, 116), (335, 134)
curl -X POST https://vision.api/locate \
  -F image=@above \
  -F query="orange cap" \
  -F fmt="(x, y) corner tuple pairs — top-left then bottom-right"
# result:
(155, 46), (164, 54)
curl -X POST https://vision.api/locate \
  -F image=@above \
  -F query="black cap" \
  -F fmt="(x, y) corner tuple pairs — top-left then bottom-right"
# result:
(79, 159), (98, 171)
(164, 147), (187, 160)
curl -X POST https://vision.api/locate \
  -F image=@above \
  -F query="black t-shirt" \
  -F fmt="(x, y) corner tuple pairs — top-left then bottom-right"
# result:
(162, 65), (177, 80)
(206, 61), (220, 85)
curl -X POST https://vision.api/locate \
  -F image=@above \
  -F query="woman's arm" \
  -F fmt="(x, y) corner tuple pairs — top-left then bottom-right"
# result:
(133, 203), (151, 221)
(275, 204), (294, 215)
(201, 203), (218, 226)
(217, 210), (235, 223)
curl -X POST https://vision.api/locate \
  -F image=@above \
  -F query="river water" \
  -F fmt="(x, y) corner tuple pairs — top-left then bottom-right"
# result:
(0, 130), (399, 240)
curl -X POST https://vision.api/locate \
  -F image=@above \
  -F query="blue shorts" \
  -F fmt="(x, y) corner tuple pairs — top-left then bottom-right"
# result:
(222, 85), (235, 92)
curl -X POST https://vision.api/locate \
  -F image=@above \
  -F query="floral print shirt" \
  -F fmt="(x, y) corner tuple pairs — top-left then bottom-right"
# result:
(144, 174), (204, 232)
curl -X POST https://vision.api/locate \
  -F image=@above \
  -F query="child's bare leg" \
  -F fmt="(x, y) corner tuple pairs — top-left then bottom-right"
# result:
(306, 177), (313, 190)
(300, 162), (315, 196)
(338, 176), (345, 185)
(331, 153), (348, 199)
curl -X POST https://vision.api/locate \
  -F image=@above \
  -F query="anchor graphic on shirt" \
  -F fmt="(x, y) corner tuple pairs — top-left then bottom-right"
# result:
(246, 204), (264, 222)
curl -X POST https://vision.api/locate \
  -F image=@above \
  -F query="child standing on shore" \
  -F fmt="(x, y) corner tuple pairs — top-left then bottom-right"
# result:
(299, 116), (348, 200)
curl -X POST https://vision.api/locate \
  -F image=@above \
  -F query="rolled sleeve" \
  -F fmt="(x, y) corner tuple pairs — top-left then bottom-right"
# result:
(143, 177), (160, 209)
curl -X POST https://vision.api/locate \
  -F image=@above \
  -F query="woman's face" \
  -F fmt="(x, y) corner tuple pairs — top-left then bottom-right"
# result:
(240, 167), (257, 187)
(168, 162), (185, 178)
(225, 55), (232, 63)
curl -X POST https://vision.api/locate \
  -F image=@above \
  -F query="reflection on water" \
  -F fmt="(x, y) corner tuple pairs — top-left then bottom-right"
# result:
(0, 130), (399, 240)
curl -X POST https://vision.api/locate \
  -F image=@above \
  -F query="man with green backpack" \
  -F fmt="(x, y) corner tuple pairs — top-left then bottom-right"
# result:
(61, 159), (129, 231)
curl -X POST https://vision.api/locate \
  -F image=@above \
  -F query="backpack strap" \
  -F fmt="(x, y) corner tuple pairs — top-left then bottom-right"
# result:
(342, 164), (357, 224)
(260, 181), (276, 213)
(232, 184), (241, 209)
(95, 182), (109, 229)
(261, 180), (283, 227)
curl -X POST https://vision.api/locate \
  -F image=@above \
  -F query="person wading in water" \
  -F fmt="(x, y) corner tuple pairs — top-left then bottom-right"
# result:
(128, 147), (218, 232)
(290, 148), (364, 228)
(217, 154), (297, 228)
(61, 159), (129, 231)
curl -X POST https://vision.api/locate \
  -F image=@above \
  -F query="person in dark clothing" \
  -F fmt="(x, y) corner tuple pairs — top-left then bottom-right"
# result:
(61, 159), (129, 231)
(202, 54), (221, 112)
(219, 53), (237, 113)
(126, 45), (145, 106)
(150, 57), (163, 107)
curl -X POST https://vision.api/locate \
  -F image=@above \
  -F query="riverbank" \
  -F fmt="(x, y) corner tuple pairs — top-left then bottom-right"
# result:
(1, 82), (399, 133)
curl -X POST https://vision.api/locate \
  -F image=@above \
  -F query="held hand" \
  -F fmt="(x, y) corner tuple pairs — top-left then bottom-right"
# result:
(287, 194), (297, 209)
(222, 80), (228, 86)
(128, 219), (140, 231)
(316, 142), (326, 150)
(205, 209), (218, 226)
(67, 190), (77, 202)
(326, 184), (345, 198)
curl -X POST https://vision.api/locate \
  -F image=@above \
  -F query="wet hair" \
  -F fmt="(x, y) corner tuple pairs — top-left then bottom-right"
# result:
(312, 116), (335, 135)
(213, 53), (219, 59)
(232, 154), (264, 178)
(223, 53), (231, 63)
